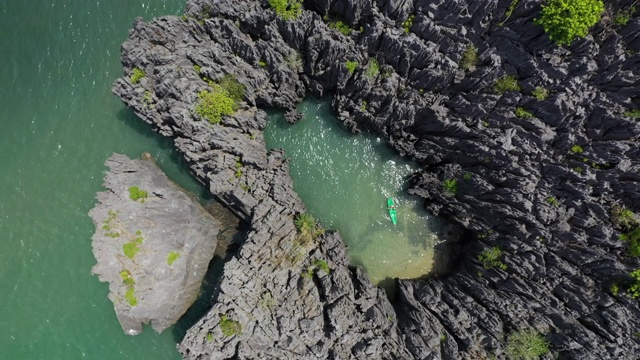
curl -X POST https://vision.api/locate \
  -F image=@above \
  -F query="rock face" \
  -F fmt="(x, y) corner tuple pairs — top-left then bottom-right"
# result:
(112, 0), (640, 358)
(90, 154), (218, 335)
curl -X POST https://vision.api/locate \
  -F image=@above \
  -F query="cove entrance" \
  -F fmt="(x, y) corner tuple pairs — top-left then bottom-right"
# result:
(264, 98), (442, 287)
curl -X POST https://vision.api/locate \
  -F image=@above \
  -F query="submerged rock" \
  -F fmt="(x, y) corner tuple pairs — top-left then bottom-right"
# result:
(89, 153), (218, 335)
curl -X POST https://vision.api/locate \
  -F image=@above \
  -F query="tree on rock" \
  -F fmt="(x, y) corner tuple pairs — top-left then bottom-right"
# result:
(535, 0), (604, 46)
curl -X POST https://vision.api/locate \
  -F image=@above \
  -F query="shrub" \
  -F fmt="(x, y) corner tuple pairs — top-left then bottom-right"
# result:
(218, 75), (245, 105)
(546, 197), (558, 206)
(125, 287), (138, 306)
(460, 45), (478, 71)
(532, 86), (549, 100)
(234, 158), (243, 178)
(515, 107), (534, 118)
(478, 247), (507, 270)
(506, 329), (549, 359)
(219, 315), (242, 337)
(463, 172), (473, 181)
(628, 269), (640, 298)
(329, 20), (351, 36)
(193, 64), (201, 73)
(624, 109), (640, 117)
(402, 15), (415, 33)
(312, 259), (330, 274)
(130, 67), (146, 84)
(258, 60), (267, 68)
(505, 0), (519, 18)
(123, 236), (144, 259)
(535, 0), (604, 46)
(167, 251), (181, 265)
(493, 75), (520, 94)
(195, 85), (235, 124)
(620, 226), (640, 257)
(574, 166), (584, 173)
(570, 144), (584, 154)
(128, 186), (148, 202)
(120, 270), (135, 287)
(615, 7), (636, 26)
(346, 60), (358, 74)
(365, 59), (380, 79)
(612, 206), (637, 230)
(294, 213), (324, 245)
(268, 0), (302, 21)
(442, 179), (458, 195)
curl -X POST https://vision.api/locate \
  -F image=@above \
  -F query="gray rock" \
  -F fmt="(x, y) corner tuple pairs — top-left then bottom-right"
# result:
(89, 154), (218, 335)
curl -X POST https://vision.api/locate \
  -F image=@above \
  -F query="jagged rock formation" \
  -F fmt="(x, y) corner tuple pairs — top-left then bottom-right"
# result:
(112, 0), (640, 358)
(90, 154), (218, 335)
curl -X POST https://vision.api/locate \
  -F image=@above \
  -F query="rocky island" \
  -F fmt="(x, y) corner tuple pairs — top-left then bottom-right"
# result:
(111, 0), (640, 358)
(90, 154), (219, 335)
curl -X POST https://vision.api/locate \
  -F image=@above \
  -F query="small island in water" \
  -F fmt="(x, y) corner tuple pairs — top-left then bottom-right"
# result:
(104, 0), (640, 358)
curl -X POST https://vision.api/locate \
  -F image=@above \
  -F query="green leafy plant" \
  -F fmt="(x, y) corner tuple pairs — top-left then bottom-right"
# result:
(234, 158), (243, 178)
(442, 179), (458, 195)
(515, 107), (534, 118)
(346, 60), (358, 74)
(128, 186), (149, 202)
(120, 270), (135, 287)
(294, 213), (324, 246)
(365, 59), (380, 79)
(546, 197), (558, 206)
(285, 51), (303, 70)
(218, 75), (245, 105)
(460, 45), (478, 71)
(531, 86), (549, 100)
(329, 20), (352, 36)
(195, 85), (235, 124)
(506, 329), (549, 359)
(463, 172), (473, 181)
(628, 269), (640, 298)
(130, 67), (146, 84)
(402, 15), (415, 33)
(167, 251), (181, 266)
(125, 287), (138, 306)
(535, 0), (604, 46)
(610, 281), (620, 296)
(143, 91), (153, 107)
(206, 333), (213, 341)
(258, 60), (267, 68)
(301, 266), (315, 278)
(478, 246), (507, 270)
(570, 144), (584, 154)
(258, 291), (276, 309)
(123, 236), (144, 259)
(505, 0), (519, 19)
(268, 0), (303, 21)
(574, 167), (584, 173)
(193, 64), (201, 73)
(624, 109), (640, 117)
(614, 6), (636, 26)
(219, 315), (242, 337)
(493, 75), (520, 94)
(312, 259), (330, 274)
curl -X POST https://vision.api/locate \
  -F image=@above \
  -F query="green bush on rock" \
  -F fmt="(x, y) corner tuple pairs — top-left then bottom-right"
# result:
(535, 0), (604, 46)
(493, 75), (520, 94)
(130, 67), (146, 84)
(478, 246), (507, 270)
(506, 329), (549, 359)
(128, 186), (148, 202)
(219, 314), (242, 337)
(346, 60), (358, 74)
(268, 0), (302, 21)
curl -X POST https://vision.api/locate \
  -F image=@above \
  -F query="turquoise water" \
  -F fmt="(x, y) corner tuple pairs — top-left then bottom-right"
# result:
(264, 99), (442, 286)
(0, 1), (206, 359)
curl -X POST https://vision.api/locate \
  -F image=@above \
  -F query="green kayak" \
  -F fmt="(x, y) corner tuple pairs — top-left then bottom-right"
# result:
(387, 198), (397, 225)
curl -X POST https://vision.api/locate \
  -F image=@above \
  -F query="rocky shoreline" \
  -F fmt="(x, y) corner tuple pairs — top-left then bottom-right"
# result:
(113, 0), (640, 358)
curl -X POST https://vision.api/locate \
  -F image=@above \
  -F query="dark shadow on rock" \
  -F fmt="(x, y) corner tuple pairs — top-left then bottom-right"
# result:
(171, 210), (250, 343)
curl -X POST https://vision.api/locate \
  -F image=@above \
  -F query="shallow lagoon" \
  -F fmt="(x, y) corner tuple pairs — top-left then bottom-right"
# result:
(264, 98), (442, 286)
